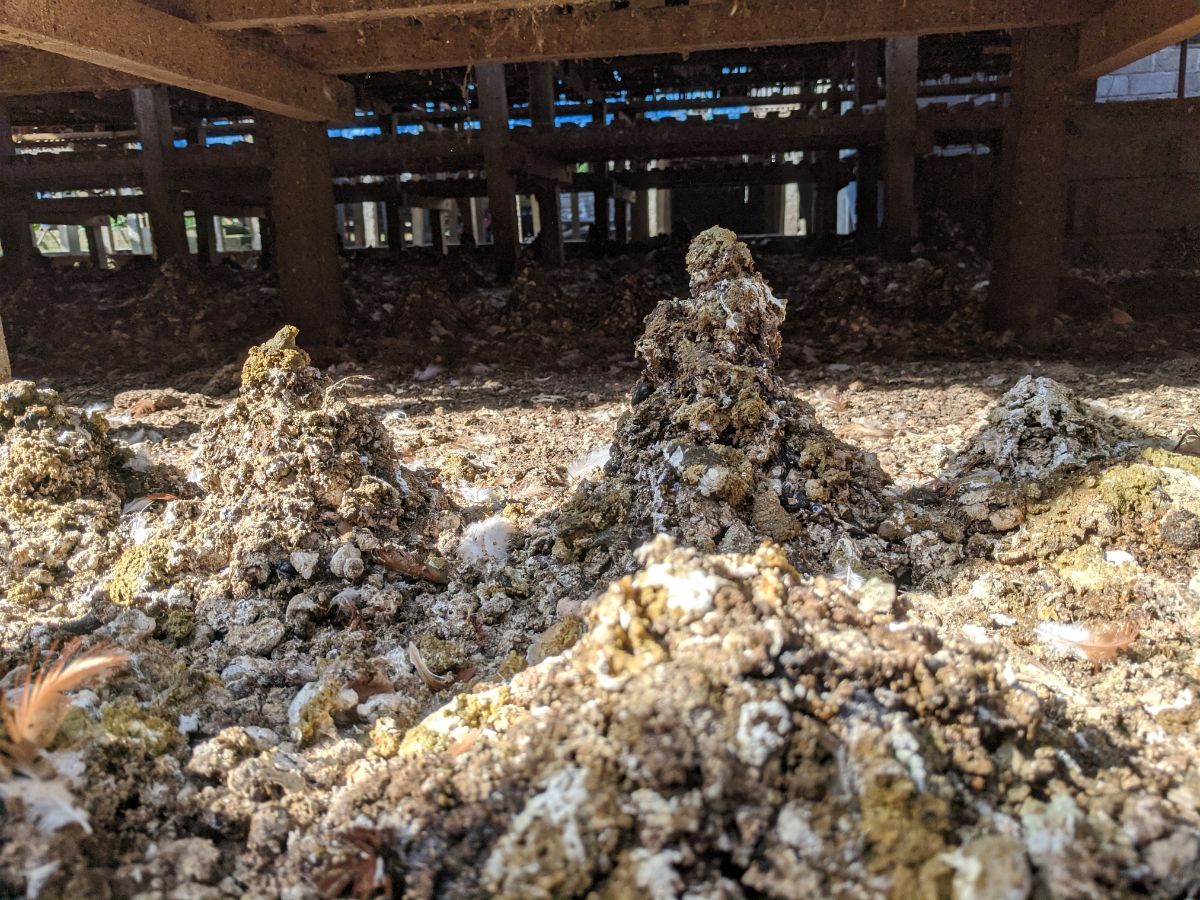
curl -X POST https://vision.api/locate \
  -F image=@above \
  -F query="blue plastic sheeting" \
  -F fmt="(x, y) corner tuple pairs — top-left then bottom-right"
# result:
(328, 125), (383, 138)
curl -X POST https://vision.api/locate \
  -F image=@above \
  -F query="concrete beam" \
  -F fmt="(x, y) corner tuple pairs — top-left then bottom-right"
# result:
(1078, 0), (1200, 80)
(0, 0), (353, 120)
(260, 113), (346, 345)
(287, 0), (1105, 75)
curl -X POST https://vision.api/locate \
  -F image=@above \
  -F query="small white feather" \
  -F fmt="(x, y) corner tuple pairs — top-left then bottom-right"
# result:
(567, 444), (611, 481)
(456, 516), (515, 567)
(1034, 622), (1094, 660)
(0, 776), (91, 833)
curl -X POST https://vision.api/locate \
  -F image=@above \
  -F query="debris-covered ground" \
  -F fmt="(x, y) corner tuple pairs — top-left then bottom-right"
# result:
(1, 231), (1200, 898)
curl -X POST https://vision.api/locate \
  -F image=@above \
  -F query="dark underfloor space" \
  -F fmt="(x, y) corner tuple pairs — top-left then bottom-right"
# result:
(4, 226), (1200, 401)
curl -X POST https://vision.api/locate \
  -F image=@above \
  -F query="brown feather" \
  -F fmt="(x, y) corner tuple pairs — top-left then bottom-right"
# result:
(0, 640), (129, 767)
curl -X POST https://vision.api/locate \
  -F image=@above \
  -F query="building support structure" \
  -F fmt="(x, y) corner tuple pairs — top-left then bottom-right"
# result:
(132, 86), (189, 261)
(0, 99), (34, 281)
(261, 112), (346, 346)
(477, 63), (520, 278)
(528, 61), (564, 267)
(883, 36), (918, 260)
(986, 26), (1077, 343)
(854, 40), (882, 251)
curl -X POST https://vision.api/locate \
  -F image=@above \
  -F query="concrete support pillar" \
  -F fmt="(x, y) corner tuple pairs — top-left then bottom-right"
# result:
(883, 36), (918, 260)
(656, 189), (672, 236)
(528, 61), (565, 267)
(0, 99), (34, 281)
(132, 86), (189, 261)
(855, 40), (883, 251)
(431, 209), (448, 254)
(64, 226), (83, 255)
(260, 113), (346, 346)
(411, 207), (427, 246)
(86, 224), (108, 269)
(477, 63), (520, 279)
(986, 27), (1077, 343)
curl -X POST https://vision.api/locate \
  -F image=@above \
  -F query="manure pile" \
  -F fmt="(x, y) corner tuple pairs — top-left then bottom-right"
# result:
(0, 229), (1197, 899)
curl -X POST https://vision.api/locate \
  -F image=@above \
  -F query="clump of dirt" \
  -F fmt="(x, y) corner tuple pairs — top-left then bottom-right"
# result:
(556, 227), (903, 577)
(0, 380), (124, 608)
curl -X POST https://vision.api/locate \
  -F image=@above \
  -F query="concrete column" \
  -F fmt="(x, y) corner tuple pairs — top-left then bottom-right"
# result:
(411, 207), (428, 246)
(883, 37), (918, 260)
(431, 209), (448, 254)
(260, 113), (346, 346)
(656, 189), (672, 236)
(0, 99), (34, 280)
(855, 40), (882, 251)
(132, 86), (189, 261)
(528, 61), (564, 267)
(477, 63), (520, 279)
(986, 27), (1077, 344)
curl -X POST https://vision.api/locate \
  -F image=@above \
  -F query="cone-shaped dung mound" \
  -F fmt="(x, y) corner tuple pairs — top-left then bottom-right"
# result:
(557, 227), (901, 575)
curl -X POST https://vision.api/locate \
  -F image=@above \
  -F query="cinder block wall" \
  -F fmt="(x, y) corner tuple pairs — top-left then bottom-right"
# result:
(1097, 44), (1198, 103)
(1067, 98), (1200, 268)
(919, 97), (1200, 269)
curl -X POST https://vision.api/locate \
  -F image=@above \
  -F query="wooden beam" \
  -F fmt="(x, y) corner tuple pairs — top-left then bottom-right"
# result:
(528, 61), (563, 268)
(0, 47), (145, 95)
(133, 86), (189, 260)
(1078, 0), (1200, 80)
(854, 40), (882, 251)
(0, 98), (34, 279)
(286, 0), (1106, 75)
(987, 27), (1077, 342)
(883, 36), (918, 260)
(261, 114), (347, 344)
(0, 0), (353, 120)
(478, 63), (520, 279)
(178, 0), (598, 30)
